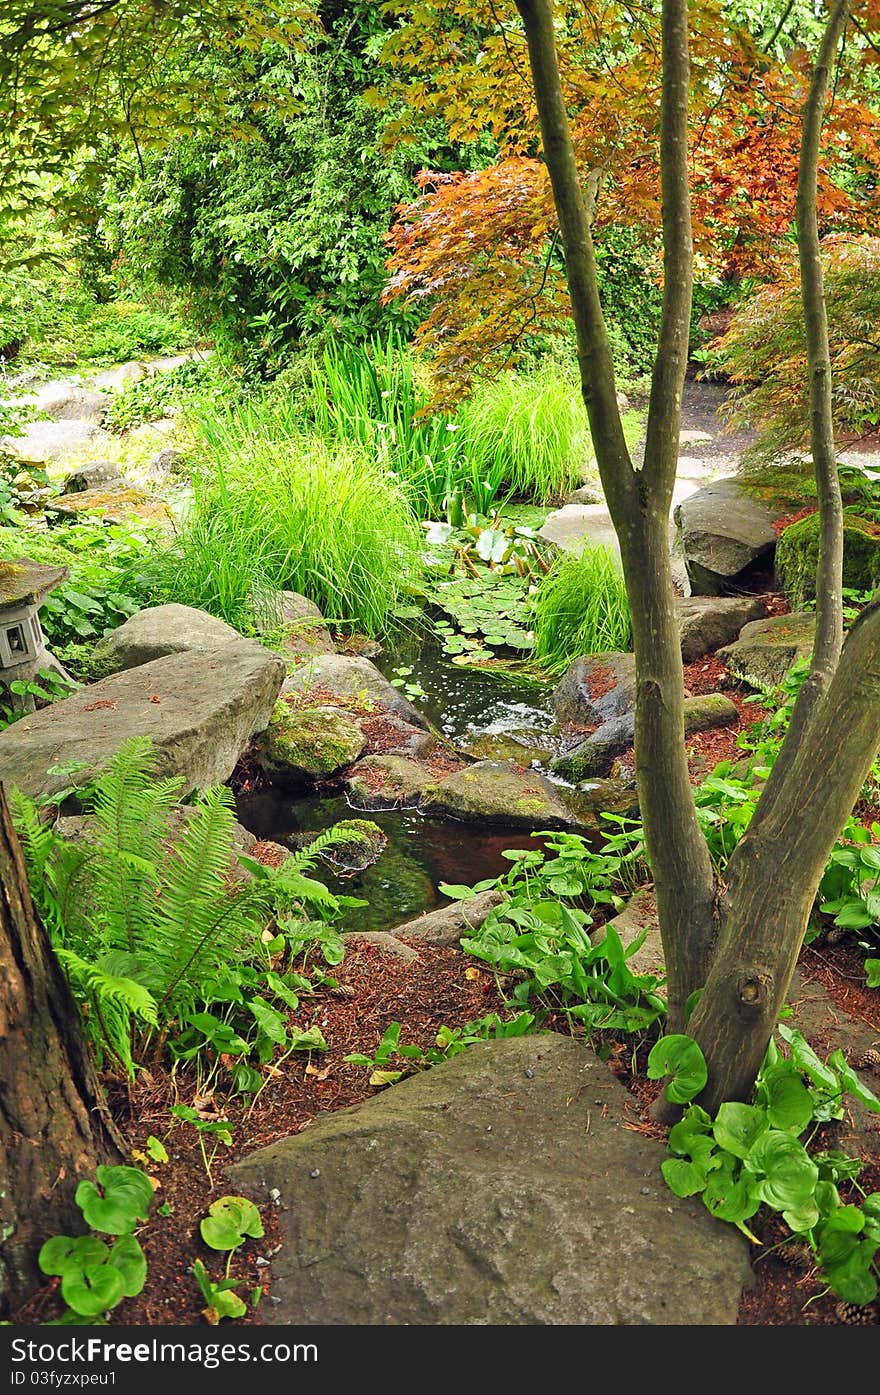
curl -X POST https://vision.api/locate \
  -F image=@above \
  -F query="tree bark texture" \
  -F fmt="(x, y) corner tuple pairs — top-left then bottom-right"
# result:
(0, 784), (120, 1317)
(516, 0), (717, 1028)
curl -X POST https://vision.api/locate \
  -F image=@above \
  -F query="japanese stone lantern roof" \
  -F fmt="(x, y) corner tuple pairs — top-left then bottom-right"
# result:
(0, 558), (69, 609)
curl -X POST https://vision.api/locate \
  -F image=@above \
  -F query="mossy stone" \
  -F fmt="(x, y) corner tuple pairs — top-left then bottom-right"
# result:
(260, 703), (365, 783)
(775, 509), (880, 609)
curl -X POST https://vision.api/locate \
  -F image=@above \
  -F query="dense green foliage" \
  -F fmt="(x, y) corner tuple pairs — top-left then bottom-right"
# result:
(142, 398), (423, 635)
(13, 736), (382, 1082)
(776, 508), (880, 610)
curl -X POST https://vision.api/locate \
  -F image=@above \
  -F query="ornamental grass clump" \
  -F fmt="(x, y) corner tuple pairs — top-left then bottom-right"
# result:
(143, 400), (422, 635)
(458, 365), (592, 504)
(531, 546), (631, 674)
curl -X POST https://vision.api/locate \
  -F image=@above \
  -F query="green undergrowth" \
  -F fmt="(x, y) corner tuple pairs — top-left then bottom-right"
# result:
(140, 413), (423, 636)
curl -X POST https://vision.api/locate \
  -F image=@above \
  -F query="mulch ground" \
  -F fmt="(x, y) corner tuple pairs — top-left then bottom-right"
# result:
(13, 588), (880, 1330)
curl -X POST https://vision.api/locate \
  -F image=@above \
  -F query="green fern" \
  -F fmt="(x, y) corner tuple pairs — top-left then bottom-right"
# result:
(11, 739), (386, 1077)
(55, 948), (159, 1076)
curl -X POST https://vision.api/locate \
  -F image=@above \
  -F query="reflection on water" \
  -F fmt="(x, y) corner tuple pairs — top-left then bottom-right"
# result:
(235, 787), (547, 934)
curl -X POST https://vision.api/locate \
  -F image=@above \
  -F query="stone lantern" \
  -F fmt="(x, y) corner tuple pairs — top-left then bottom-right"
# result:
(0, 558), (71, 712)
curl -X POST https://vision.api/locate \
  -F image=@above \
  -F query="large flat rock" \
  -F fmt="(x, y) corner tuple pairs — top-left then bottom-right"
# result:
(283, 654), (428, 729)
(717, 612), (815, 689)
(0, 642), (284, 802)
(231, 1036), (750, 1325)
(91, 603), (246, 673)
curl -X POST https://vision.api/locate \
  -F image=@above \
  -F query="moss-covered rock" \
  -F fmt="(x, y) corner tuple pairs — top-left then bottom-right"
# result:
(257, 702), (365, 784)
(421, 761), (580, 828)
(717, 613), (815, 689)
(775, 509), (880, 609)
(345, 754), (434, 809)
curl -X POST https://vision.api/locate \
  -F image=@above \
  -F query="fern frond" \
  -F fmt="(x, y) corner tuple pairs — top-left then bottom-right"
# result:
(285, 819), (386, 875)
(85, 737), (182, 954)
(9, 789), (90, 945)
(55, 947), (159, 1077)
(151, 785), (259, 1016)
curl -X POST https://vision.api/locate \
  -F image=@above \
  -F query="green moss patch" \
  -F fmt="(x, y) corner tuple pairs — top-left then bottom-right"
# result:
(775, 509), (880, 608)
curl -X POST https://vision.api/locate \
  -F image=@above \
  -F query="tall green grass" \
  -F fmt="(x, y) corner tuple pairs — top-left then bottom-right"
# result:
(143, 401), (423, 636)
(311, 333), (464, 519)
(531, 547), (631, 674)
(458, 366), (591, 504)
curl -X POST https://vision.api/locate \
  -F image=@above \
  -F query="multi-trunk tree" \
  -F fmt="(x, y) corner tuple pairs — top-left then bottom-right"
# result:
(478, 0), (880, 1110)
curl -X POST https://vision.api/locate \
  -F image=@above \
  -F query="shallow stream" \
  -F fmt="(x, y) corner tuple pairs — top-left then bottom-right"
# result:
(236, 634), (566, 935)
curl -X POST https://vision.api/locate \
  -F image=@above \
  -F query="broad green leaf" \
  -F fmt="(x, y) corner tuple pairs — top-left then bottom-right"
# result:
(61, 1263), (126, 1318)
(369, 1068), (404, 1085)
(713, 1102), (769, 1161)
(777, 1026), (839, 1092)
(108, 1236), (147, 1298)
(200, 1196), (264, 1251)
(75, 1166), (154, 1235)
(702, 1158), (760, 1227)
(760, 1065), (814, 1133)
(647, 1034), (708, 1104)
(661, 1157), (710, 1197)
(828, 1049), (880, 1112)
(39, 1235), (108, 1277)
(865, 958), (880, 988)
(750, 1131), (818, 1211)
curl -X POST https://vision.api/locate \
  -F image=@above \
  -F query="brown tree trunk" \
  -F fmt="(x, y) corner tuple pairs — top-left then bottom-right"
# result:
(516, 0), (880, 1114)
(0, 784), (121, 1318)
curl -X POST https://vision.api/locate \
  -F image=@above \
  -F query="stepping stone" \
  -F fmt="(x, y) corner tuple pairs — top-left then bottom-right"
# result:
(230, 1036), (750, 1325)
(91, 603), (245, 673)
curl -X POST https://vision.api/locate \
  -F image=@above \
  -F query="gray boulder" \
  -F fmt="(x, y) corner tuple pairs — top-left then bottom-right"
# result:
(717, 612), (815, 689)
(421, 761), (579, 828)
(230, 1036), (750, 1325)
(677, 595), (767, 663)
(61, 460), (126, 494)
(674, 480), (778, 594)
(0, 642), (284, 804)
(388, 888), (504, 946)
(552, 652), (636, 728)
(283, 654), (428, 729)
(277, 592), (335, 659)
(91, 604), (245, 674)
(553, 694), (738, 779)
(39, 384), (108, 425)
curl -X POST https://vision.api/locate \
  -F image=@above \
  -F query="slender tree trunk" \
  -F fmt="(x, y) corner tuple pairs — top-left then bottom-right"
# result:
(743, 0), (850, 838)
(515, 0), (717, 1031)
(688, 594), (880, 1109)
(0, 785), (121, 1318)
(517, 0), (880, 1112)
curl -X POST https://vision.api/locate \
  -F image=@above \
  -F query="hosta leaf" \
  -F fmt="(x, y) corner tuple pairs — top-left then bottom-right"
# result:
(713, 1103), (769, 1161)
(647, 1035), (708, 1104)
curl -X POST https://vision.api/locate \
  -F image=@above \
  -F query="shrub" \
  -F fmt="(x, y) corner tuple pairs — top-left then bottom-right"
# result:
(775, 508), (880, 610)
(530, 546), (631, 673)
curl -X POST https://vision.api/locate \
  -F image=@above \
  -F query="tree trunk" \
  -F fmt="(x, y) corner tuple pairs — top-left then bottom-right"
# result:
(516, 0), (880, 1112)
(0, 784), (121, 1318)
(515, 0), (717, 1033)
